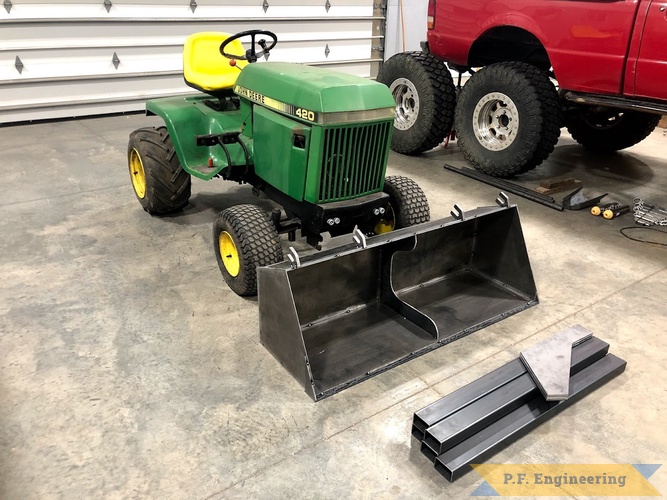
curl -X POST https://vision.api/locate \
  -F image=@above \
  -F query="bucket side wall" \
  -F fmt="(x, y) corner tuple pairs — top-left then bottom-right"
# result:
(471, 208), (538, 300)
(288, 250), (382, 326)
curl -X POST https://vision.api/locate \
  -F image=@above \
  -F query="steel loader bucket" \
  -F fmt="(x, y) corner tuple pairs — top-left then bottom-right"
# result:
(258, 196), (538, 401)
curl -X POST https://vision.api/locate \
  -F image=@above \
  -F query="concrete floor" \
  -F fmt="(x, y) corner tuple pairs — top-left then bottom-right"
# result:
(0, 114), (666, 499)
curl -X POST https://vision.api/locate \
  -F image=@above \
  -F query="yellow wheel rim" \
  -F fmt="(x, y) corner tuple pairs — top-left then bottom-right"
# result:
(374, 204), (396, 234)
(219, 231), (241, 277)
(129, 148), (147, 199)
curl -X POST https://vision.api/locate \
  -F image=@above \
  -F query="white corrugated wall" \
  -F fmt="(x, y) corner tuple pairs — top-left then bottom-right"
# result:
(383, 0), (426, 60)
(0, 0), (384, 123)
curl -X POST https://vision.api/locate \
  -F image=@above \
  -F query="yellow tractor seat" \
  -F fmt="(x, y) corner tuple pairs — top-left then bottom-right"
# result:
(183, 32), (248, 94)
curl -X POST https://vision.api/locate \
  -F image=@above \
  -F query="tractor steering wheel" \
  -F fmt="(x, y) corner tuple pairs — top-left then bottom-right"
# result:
(219, 30), (278, 63)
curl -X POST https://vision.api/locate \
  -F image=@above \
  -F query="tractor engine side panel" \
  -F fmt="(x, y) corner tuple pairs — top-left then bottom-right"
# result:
(253, 105), (311, 201)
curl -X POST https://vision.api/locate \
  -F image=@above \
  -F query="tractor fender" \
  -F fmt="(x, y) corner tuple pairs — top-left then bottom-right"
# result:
(146, 96), (250, 180)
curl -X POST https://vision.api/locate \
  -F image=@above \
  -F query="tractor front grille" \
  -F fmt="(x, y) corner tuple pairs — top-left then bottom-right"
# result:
(318, 121), (392, 203)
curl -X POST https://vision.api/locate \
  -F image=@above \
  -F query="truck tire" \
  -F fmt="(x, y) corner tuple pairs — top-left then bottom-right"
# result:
(374, 175), (430, 234)
(565, 108), (660, 152)
(213, 204), (283, 297)
(127, 126), (191, 214)
(455, 62), (561, 177)
(377, 52), (456, 155)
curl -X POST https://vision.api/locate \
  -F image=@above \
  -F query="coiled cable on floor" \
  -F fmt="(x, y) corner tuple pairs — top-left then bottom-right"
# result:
(620, 226), (667, 247)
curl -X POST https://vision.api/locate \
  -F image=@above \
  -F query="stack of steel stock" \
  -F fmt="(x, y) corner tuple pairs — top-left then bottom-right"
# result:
(412, 332), (626, 482)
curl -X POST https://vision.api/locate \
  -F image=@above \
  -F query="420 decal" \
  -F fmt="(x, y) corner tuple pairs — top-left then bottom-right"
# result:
(234, 86), (320, 122)
(295, 108), (317, 122)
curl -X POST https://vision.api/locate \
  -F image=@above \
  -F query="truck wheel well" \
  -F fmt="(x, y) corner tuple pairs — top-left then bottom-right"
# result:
(468, 27), (551, 72)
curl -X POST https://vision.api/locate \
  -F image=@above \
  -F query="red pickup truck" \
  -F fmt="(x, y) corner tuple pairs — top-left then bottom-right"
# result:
(379, 0), (666, 177)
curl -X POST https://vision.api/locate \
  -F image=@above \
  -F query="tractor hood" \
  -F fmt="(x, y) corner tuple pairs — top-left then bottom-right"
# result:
(234, 62), (395, 124)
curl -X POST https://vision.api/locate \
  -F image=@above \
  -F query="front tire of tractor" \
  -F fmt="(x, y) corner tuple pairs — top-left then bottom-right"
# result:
(455, 62), (561, 178)
(377, 52), (456, 155)
(213, 204), (283, 297)
(375, 176), (430, 234)
(127, 127), (191, 214)
(564, 107), (660, 152)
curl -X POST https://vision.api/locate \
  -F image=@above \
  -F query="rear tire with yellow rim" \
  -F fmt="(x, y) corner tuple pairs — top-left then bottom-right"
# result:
(213, 204), (283, 296)
(127, 126), (191, 214)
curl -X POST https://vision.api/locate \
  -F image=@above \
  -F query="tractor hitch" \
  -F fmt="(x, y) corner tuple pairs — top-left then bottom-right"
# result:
(270, 209), (301, 242)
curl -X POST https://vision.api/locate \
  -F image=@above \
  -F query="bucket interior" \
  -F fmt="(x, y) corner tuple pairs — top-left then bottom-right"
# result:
(260, 206), (537, 400)
(287, 245), (435, 397)
(393, 208), (536, 342)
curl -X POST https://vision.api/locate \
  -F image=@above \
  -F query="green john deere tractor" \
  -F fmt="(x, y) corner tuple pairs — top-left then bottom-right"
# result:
(127, 29), (430, 296)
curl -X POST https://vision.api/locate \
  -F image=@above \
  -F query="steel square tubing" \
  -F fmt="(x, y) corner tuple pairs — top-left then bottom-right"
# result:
(423, 373), (536, 455)
(421, 441), (439, 463)
(412, 336), (607, 438)
(421, 337), (609, 454)
(434, 353), (627, 482)
(413, 359), (525, 439)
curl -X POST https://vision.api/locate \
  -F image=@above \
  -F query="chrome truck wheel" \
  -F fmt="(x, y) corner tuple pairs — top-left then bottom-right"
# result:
(472, 92), (520, 151)
(455, 62), (561, 177)
(390, 78), (420, 131)
(377, 52), (456, 155)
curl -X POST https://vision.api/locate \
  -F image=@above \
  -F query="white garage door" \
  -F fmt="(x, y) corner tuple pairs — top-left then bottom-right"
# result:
(0, 0), (384, 123)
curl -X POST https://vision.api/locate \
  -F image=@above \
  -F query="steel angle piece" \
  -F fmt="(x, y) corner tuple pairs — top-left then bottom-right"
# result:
(562, 187), (607, 211)
(520, 324), (592, 400)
